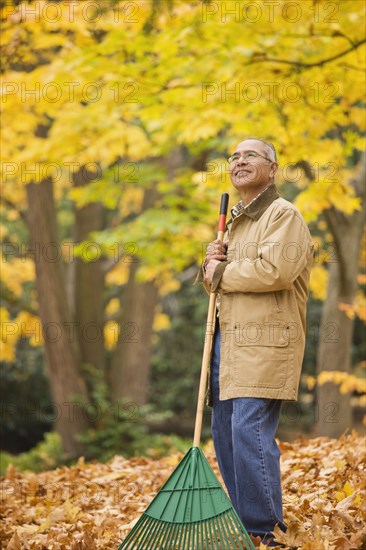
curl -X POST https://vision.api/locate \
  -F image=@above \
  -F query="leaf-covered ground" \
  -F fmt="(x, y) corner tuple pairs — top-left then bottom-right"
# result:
(1, 433), (365, 549)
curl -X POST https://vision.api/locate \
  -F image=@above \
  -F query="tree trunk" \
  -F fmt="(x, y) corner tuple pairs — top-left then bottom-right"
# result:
(110, 260), (159, 405)
(110, 187), (159, 405)
(315, 153), (366, 437)
(110, 149), (185, 405)
(73, 167), (105, 381)
(315, 262), (355, 436)
(26, 178), (91, 457)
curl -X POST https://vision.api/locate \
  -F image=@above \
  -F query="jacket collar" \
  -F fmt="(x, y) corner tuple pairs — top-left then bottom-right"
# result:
(230, 184), (280, 222)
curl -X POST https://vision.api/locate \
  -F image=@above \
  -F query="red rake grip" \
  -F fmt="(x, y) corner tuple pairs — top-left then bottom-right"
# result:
(218, 192), (229, 232)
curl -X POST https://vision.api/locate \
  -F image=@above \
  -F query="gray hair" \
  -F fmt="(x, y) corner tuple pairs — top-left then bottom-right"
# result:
(243, 136), (277, 162)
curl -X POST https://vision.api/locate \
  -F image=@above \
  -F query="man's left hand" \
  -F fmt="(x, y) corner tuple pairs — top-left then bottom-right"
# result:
(204, 259), (221, 284)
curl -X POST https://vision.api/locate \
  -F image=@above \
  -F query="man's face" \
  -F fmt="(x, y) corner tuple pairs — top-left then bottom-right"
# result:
(229, 139), (278, 192)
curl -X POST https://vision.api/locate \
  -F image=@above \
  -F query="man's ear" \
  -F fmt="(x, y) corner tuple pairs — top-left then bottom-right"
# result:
(270, 162), (279, 179)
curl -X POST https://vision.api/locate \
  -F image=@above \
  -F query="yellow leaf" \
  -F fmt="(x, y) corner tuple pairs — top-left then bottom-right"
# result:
(64, 499), (81, 521)
(37, 517), (52, 532)
(106, 261), (130, 287)
(0, 255), (35, 296)
(104, 321), (119, 351)
(343, 481), (354, 497)
(0, 307), (19, 362)
(309, 265), (329, 301)
(105, 298), (120, 316)
(335, 490), (346, 502)
(303, 375), (316, 390)
(158, 278), (181, 295)
(153, 312), (170, 332)
(16, 311), (43, 347)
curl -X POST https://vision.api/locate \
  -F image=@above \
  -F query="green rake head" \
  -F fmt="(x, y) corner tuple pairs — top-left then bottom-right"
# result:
(119, 447), (255, 549)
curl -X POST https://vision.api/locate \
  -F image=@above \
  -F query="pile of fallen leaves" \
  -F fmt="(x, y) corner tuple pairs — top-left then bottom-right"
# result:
(1, 433), (365, 549)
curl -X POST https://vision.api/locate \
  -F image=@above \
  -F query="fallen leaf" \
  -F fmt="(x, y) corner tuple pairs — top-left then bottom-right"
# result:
(1, 434), (365, 549)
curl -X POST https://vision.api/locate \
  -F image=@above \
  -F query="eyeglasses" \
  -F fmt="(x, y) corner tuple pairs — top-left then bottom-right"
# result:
(227, 151), (272, 164)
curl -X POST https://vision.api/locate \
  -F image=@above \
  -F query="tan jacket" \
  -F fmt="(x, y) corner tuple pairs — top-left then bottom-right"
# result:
(197, 184), (313, 402)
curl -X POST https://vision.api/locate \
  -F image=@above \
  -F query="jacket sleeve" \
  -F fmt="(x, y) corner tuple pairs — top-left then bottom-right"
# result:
(194, 263), (212, 295)
(212, 207), (313, 293)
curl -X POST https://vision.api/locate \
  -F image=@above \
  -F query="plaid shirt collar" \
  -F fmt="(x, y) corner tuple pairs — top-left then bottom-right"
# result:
(230, 184), (279, 221)
(231, 200), (246, 219)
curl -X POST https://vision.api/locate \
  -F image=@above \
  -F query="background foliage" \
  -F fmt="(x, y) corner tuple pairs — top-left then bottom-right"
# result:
(1, 0), (365, 466)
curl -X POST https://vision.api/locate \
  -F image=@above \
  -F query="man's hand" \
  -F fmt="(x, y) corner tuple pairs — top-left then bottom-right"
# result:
(203, 239), (228, 284)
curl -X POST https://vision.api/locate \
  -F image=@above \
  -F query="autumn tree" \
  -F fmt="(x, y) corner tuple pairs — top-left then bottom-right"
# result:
(316, 154), (365, 436)
(1, 0), (365, 455)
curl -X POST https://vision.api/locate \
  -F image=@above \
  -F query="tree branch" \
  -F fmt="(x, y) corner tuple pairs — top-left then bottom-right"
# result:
(246, 38), (365, 69)
(339, 63), (366, 72)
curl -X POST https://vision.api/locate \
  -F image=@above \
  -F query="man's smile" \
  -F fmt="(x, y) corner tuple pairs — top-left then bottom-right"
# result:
(234, 168), (252, 177)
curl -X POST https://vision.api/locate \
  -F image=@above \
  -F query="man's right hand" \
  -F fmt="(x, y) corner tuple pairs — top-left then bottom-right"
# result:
(203, 239), (228, 284)
(205, 239), (228, 262)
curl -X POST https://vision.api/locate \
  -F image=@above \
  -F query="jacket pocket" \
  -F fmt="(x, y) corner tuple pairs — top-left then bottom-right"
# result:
(233, 324), (290, 389)
(234, 322), (289, 347)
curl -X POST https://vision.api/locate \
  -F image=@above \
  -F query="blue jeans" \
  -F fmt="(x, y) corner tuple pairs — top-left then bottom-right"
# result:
(211, 324), (286, 541)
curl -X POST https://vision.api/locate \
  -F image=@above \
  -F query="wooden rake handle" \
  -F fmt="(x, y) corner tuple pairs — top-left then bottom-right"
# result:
(193, 193), (229, 447)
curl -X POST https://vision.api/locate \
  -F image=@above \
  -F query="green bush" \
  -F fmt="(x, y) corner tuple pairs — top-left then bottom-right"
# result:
(76, 400), (190, 463)
(1, 341), (52, 453)
(0, 416), (190, 476)
(0, 432), (64, 475)
(76, 359), (191, 462)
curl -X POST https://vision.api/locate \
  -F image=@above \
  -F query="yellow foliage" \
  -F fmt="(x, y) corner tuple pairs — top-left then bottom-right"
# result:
(295, 178), (361, 223)
(118, 188), (144, 218)
(153, 312), (170, 332)
(317, 370), (366, 395)
(0, 308), (41, 362)
(309, 265), (329, 301)
(0, 223), (9, 239)
(136, 264), (160, 282)
(106, 261), (130, 287)
(304, 375), (316, 391)
(338, 302), (356, 320)
(339, 291), (366, 322)
(158, 278), (181, 296)
(317, 221), (327, 231)
(104, 321), (119, 351)
(1, 0), (365, 372)
(359, 231), (366, 267)
(1, 255), (35, 296)
(0, 307), (18, 362)
(335, 481), (355, 502)
(105, 298), (120, 316)
(328, 182), (361, 215)
(16, 311), (43, 347)
(6, 209), (20, 221)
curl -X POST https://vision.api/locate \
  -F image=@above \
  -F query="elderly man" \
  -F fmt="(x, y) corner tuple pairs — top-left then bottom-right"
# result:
(196, 137), (313, 545)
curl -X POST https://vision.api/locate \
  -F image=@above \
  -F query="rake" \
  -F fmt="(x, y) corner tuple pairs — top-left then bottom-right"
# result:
(118, 194), (255, 550)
